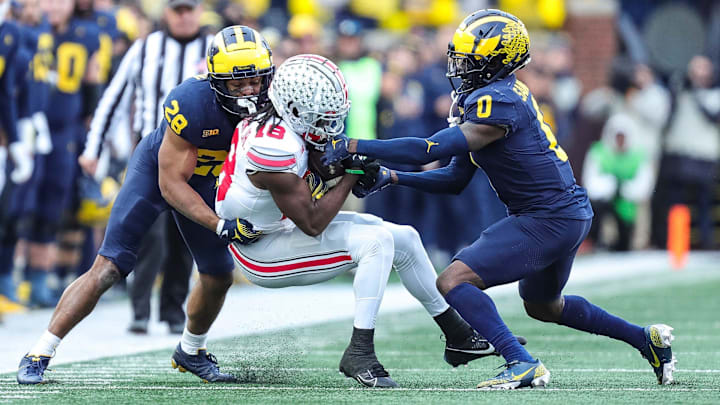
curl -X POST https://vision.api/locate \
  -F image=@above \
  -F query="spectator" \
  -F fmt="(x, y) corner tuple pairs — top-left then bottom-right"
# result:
(583, 114), (654, 251)
(659, 55), (720, 249)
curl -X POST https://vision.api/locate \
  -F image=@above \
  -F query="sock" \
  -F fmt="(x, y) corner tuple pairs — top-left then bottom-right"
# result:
(0, 243), (16, 277)
(445, 283), (533, 363)
(29, 330), (61, 356)
(55, 265), (71, 280)
(559, 295), (646, 350)
(433, 307), (474, 343)
(347, 327), (375, 354)
(0, 274), (17, 301)
(27, 267), (50, 300)
(180, 327), (208, 355)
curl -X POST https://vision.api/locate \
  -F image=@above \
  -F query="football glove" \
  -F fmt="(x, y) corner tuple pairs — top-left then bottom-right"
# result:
(322, 134), (352, 166)
(352, 165), (392, 198)
(32, 112), (52, 155)
(303, 171), (328, 201)
(8, 141), (33, 184)
(216, 218), (262, 245)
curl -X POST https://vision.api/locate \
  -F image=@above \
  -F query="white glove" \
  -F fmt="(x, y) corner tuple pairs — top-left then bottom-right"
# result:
(32, 112), (53, 154)
(9, 141), (34, 184)
(0, 146), (7, 194)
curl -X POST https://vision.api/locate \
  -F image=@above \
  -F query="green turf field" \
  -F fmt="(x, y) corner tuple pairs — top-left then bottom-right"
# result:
(2, 265), (719, 404)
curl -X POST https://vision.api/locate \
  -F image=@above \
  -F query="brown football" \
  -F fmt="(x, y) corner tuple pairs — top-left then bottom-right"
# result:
(307, 148), (345, 183)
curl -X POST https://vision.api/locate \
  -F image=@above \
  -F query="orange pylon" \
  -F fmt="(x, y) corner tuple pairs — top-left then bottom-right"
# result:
(667, 204), (690, 270)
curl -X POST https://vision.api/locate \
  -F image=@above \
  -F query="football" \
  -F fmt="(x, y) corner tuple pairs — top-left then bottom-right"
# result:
(307, 148), (345, 184)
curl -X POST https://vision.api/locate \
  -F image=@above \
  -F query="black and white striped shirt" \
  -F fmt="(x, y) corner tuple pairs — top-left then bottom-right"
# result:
(83, 30), (213, 160)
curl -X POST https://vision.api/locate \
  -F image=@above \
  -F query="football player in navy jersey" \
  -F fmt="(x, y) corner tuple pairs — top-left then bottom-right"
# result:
(73, 0), (118, 84)
(1, 0), (36, 306)
(0, 0), (54, 307)
(18, 26), (269, 385)
(16, 0), (102, 307)
(324, 9), (676, 389)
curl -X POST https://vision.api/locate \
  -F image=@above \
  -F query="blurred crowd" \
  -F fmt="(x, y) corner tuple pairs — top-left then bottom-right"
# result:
(0, 0), (718, 321)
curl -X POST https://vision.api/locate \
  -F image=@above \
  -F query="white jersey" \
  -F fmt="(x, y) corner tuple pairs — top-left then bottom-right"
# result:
(215, 117), (308, 233)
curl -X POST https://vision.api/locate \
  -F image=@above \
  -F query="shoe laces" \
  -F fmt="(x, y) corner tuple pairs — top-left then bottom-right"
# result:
(26, 357), (49, 374)
(368, 363), (390, 378)
(497, 360), (520, 370)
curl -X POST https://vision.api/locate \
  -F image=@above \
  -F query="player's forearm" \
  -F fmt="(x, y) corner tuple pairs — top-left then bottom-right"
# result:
(159, 180), (219, 231)
(302, 174), (358, 236)
(394, 157), (476, 195)
(351, 126), (469, 165)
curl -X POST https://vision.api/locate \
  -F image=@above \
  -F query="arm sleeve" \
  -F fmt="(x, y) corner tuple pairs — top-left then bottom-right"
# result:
(395, 154), (477, 194)
(83, 39), (142, 159)
(356, 125), (469, 165)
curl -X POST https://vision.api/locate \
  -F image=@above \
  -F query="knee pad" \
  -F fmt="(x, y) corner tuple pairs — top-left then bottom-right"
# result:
(384, 223), (422, 252)
(348, 224), (394, 263)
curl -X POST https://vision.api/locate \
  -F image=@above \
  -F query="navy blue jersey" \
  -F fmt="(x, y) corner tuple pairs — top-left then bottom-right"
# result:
(18, 20), (53, 117)
(46, 19), (100, 127)
(147, 75), (241, 187)
(0, 22), (21, 143)
(77, 10), (118, 83)
(459, 75), (592, 219)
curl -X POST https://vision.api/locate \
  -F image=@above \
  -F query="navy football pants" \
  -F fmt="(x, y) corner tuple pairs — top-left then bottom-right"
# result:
(454, 215), (592, 302)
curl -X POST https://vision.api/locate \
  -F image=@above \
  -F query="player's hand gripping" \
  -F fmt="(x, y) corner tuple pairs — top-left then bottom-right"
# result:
(352, 162), (392, 198)
(322, 134), (352, 166)
(216, 218), (262, 245)
(303, 171), (328, 200)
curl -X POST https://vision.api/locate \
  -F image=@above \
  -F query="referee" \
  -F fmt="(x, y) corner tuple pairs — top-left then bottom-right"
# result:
(79, 0), (213, 334)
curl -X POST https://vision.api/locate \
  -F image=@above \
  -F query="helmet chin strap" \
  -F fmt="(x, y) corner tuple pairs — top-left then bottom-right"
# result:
(0, 1), (10, 26)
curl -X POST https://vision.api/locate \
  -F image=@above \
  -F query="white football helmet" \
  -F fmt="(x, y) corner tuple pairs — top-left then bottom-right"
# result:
(268, 54), (350, 149)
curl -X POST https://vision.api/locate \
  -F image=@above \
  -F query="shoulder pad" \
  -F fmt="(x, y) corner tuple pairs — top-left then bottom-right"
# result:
(246, 144), (298, 173)
(246, 120), (303, 172)
(462, 77), (520, 131)
(162, 79), (213, 136)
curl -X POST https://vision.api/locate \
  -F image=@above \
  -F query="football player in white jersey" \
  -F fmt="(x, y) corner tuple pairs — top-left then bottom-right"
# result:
(215, 54), (526, 388)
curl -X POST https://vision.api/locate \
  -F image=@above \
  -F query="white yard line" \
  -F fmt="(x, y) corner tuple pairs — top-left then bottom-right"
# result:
(3, 386), (719, 392)
(2, 250), (718, 374)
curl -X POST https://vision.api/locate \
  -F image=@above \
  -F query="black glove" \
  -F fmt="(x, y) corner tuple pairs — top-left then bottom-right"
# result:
(342, 154), (376, 175)
(216, 218), (262, 245)
(352, 165), (392, 198)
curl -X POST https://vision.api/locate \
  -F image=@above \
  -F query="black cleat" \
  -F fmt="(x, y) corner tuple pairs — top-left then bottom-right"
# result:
(444, 331), (528, 367)
(171, 344), (237, 383)
(17, 354), (52, 384)
(339, 349), (398, 388)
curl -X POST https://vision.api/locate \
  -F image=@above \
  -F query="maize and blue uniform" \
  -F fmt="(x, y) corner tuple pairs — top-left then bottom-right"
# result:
(449, 76), (593, 301)
(0, 22), (21, 292)
(98, 76), (238, 276)
(26, 20), (99, 243)
(357, 75), (594, 302)
(76, 9), (118, 84)
(0, 21), (20, 145)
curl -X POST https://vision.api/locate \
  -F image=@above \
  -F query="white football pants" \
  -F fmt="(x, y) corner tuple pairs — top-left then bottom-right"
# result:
(229, 212), (449, 329)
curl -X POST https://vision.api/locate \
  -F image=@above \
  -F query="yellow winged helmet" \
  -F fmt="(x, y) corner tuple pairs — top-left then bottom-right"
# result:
(447, 9), (531, 93)
(207, 25), (274, 115)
